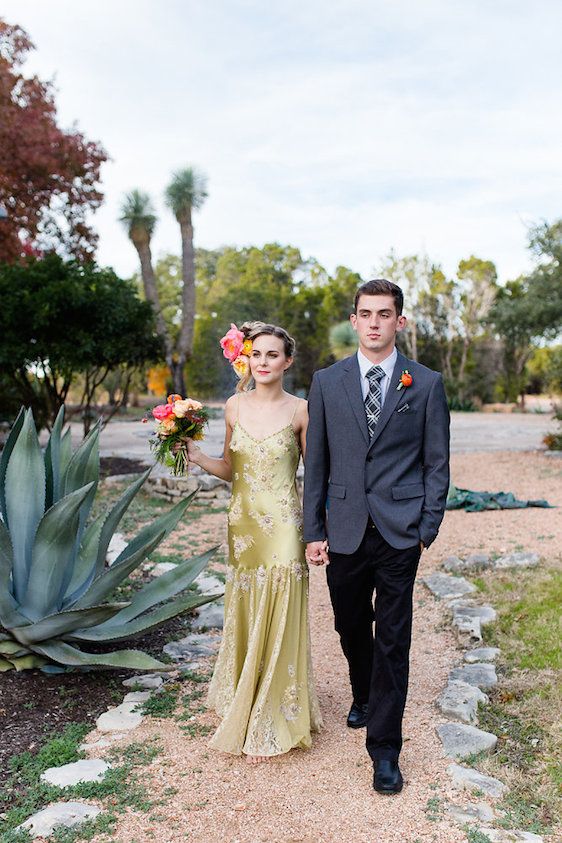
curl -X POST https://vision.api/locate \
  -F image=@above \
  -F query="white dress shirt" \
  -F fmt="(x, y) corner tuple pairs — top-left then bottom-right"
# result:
(357, 347), (398, 407)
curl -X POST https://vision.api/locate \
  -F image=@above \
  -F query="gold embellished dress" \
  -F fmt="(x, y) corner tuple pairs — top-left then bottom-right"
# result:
(207, 420), (322, 756)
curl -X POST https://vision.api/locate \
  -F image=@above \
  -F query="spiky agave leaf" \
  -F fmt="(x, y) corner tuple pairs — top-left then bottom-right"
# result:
(44, 405), (66, 509)
(0, 406), (24, 524)
(4, 409), (45, 603)
(0, 405), (220, 671)
(23, 483), (95, 622)
(95, 546), (219, 627)
(29, 640), (167, 670)
(69, 591), (217, 643)
(10, 604), (130, 646)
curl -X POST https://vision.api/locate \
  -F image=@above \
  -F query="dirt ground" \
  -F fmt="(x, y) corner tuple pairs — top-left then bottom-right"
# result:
(83, 450), (560, 843)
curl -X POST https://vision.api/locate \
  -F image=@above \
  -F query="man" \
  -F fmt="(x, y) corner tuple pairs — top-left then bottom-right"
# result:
(303, 279), (450, 794)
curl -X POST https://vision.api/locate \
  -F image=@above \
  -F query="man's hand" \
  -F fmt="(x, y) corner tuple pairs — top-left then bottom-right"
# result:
(306, 540), (329, 566)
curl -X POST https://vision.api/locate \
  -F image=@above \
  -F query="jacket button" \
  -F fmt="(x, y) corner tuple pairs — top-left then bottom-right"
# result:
(366, 487), (372, 494)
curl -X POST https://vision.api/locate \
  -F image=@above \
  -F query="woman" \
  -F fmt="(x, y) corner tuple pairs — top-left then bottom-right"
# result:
(187, 321), (322, 763)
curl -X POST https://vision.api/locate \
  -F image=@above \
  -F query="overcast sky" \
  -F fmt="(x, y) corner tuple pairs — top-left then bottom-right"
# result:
(4, 0), (562, 283)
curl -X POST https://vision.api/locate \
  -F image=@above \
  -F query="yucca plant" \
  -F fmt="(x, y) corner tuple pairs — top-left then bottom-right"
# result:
(0, 407), (220, 672)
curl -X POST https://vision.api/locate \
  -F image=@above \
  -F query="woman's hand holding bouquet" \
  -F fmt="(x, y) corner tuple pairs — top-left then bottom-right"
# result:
(147, 394), (209, 476)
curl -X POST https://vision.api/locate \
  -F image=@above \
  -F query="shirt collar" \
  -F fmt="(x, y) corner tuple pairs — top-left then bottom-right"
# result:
(357, 346), (397, 381)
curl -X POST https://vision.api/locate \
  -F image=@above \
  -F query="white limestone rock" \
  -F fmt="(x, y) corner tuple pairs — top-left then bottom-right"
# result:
(453, 615), (483, 645)
(443, 554), (492, 573)
(122, 674), (163, 689)
(79, 732), (127, 751)
(450, 600), (497, 625)
(449, 662), (498, 689)
(194, 572), (225, 596)
(163, 632), (220, 661)
(150, 561), (177, 577)
(437, 680), (488, 724)
(191, 600), (224, 630)
(493, 551), (540, 570)
(96, 702), (143, 732)
(423, 572), (476, 600)
(445, 801), (494, 824)
(465, 647), (501, 663)
(41, 759), (110, 788)
(105, 533), (128, 566)
(478, 829), (543, 842)
(437, 723), (497, 759)
(18, 802), (101, 838)
(447, 763), (507, 798)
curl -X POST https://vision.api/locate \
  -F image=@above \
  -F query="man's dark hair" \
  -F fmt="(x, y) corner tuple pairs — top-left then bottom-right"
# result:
(353, 279), (404, 315)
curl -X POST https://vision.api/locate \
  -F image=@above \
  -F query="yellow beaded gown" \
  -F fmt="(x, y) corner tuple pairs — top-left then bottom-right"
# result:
(207, 418), (322, 756)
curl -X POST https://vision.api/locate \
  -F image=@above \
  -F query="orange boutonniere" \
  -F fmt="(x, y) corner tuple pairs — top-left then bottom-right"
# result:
(396, 370), (413, 391)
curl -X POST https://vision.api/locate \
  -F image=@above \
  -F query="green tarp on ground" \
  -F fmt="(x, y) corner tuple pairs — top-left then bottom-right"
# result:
(446, 484), (554, 512)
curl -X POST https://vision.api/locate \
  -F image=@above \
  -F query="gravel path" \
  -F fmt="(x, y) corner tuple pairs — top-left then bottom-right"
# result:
(90, 451), (561, 843)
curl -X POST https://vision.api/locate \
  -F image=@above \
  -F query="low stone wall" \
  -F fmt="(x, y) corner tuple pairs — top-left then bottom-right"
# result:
(146, 472), (231, 504)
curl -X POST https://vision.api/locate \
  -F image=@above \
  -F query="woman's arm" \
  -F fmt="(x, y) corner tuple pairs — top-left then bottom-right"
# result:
(187, 396), (236, 482)
(295, 398), (309, 459)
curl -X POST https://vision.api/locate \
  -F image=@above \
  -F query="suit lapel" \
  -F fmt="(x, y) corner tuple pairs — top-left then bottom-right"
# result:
(367, 351), (409, 452)
(342, 354), (369, 445)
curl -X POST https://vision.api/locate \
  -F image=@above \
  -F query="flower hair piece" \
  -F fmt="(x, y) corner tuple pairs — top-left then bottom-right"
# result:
(219, 323), (253, 379)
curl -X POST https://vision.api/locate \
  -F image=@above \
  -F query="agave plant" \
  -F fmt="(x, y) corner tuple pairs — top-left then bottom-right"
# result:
(0, 407), (220, 672)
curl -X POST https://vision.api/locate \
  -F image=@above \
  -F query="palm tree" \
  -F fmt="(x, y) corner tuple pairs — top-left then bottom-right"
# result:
(119, 190), (173, 367)
(165, 167), (208, 393)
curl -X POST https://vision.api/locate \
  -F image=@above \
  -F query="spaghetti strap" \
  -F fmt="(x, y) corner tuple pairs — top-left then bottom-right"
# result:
(290, 397), (300, 425)
(236, 394), (241, 422)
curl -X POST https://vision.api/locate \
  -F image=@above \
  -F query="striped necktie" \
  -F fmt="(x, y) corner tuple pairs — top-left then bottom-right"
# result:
(365, 365), (385, 438)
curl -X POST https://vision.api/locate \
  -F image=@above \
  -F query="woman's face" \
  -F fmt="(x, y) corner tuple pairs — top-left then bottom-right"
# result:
(249, 334), (292, 384)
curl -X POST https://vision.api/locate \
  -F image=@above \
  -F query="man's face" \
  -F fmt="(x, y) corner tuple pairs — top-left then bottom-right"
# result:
(350, 294), (407, 355)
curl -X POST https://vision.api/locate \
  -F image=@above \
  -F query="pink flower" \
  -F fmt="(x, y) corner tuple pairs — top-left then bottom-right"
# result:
(220, 323), (245, 362)
(152, 403), (175, 421)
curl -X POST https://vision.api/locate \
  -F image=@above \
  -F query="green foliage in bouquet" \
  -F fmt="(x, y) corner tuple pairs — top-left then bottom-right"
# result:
(0, 407), (220, 672)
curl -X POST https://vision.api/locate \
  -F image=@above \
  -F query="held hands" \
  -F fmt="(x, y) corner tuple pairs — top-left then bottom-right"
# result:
(305, 540), (330, 566)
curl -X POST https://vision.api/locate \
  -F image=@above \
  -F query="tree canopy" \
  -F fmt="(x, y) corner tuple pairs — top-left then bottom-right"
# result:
(0, 254), (161, 427)
(0, 19), (107, 262)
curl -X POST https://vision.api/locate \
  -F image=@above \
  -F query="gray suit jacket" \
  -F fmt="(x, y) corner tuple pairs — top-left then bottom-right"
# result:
(303, 350), (450, 553)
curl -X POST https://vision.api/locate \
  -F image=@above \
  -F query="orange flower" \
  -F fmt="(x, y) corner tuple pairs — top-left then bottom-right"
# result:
(173, 398), (203, 417)
(396, 370), (413, 391)
(232, 355), (250, 378)
(158, 416), (178, 435)
(167, 393), (183, 404)
(401, 372), (413, 387)
(242, 339), (253, 356)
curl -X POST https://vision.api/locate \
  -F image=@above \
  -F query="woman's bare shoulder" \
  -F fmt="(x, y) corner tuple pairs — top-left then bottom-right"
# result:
(224, 394), (239, 424)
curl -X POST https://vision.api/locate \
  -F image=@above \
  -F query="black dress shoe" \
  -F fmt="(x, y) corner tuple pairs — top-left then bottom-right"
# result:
(346, 701), (369, 728)
(373, 759), (403, 794)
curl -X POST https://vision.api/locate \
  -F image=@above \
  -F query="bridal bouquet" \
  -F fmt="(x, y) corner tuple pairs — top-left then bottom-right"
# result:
(147, 394), (209, 476)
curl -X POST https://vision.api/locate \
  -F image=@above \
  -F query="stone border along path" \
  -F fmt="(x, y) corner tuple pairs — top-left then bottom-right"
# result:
(16, 544), (544, 841)
(423, 551), (545, 843)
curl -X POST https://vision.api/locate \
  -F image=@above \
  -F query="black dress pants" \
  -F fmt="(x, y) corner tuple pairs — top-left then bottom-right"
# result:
(326, 521), (421, 763)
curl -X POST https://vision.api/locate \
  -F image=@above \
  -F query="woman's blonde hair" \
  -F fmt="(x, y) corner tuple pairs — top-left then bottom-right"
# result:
(236, 321), (296, 392)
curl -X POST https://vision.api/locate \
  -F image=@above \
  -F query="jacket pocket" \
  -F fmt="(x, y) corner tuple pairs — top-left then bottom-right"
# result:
(328, 483), (346, 499)
(392, 483), (424, 500)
